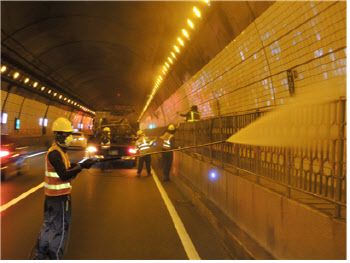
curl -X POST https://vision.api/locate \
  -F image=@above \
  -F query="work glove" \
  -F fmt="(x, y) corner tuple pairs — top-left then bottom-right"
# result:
(70, 163), (78, 168)
(80, 159), (96, 169)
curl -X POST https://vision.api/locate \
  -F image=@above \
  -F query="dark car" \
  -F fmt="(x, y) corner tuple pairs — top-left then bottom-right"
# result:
(1, 135), (29, 181)
(85, 124), (137, 168)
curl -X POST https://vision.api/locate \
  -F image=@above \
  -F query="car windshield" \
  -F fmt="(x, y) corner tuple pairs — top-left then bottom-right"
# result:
(72, 133), (83, 136)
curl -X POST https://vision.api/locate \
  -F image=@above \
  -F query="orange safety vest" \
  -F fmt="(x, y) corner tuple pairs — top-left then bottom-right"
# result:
(101, 135), (111, 149)
(162, 132), (174, 150)
(44, 142), (72, 196)
(136, 136), (150, 153)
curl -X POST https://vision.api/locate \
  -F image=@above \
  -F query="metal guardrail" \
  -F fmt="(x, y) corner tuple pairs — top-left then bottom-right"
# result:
(177, 99), (346, 218)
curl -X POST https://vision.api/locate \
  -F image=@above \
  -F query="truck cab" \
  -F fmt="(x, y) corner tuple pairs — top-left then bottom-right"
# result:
(86, 121), (137, 168)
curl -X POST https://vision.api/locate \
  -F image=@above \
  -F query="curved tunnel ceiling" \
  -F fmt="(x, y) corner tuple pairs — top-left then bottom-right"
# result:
(1, 1), (273, 122)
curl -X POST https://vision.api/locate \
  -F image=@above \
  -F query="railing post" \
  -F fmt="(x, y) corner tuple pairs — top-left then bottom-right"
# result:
(210, 119), (213, 164)
(255, 146), (260, 184)
(334, 98), (346, 218)
(234, 115), (239, 169)
(220, 117), (224, 168)
(193, 123), (196, 149)
(200, 121), (203, 156)
(286, 147), (291, 198)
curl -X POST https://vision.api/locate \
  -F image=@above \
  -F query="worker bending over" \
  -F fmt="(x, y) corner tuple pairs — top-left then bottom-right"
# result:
(34, 117), (95, 260)
(135, 130), (152, 177)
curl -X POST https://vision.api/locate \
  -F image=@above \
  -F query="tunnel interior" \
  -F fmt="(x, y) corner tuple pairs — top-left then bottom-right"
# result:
(0, 1), (347, 260)
(1, 1), (273, 125)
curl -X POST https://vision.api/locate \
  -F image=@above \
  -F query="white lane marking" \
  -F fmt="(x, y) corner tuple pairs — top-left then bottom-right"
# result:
(151, 168), (201, 260)
(0, 182), (45, 212)
(25, 151), (47, 158)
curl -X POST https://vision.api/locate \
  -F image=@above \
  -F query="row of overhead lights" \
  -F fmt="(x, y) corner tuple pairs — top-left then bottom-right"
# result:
(138, 0), (210, 122)
(1, 65), (95, 115)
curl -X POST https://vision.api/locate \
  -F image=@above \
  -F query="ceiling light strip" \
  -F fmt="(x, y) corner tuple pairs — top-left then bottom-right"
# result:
(1, 63), (95, 116)
(138, 1), (210, 122)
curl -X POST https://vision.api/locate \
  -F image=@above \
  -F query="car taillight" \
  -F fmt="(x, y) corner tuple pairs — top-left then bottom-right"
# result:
(129, 148), (137, 154)
(78, 137), (85, 141)
(0, 150), (10, 158)
(87, 146), (97, 153)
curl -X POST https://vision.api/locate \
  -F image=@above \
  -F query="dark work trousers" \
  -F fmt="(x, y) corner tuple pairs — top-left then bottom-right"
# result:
(137, 154), (151, 174)
(101, 148), (111, 171)
(34, 194), (71, 260)
(162, 151), (173, 180)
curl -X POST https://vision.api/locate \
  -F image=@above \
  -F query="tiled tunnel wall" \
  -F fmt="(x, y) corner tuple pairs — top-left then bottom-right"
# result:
(140, 1), (346, 259)
(1, 89), (93, 137)
(140, 1), (346, 129)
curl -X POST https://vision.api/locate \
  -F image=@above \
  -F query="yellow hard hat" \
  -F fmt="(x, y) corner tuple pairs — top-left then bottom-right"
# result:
(137, 130), (143, 136)
(168, 124), (175, 131)
(52, 117), (73, 132)
(103, 127), (111, 132)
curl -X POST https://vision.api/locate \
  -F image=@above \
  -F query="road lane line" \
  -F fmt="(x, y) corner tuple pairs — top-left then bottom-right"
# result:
(151, 168), (201, 260)
(25, 151), (47, 158)
(0, 182), (45, 212)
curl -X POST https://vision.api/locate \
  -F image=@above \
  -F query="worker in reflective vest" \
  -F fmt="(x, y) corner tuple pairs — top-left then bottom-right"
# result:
(160, 124), (177, 182)
(100, 127), (111, 171)
(100, 127), (111, 150)
(179, 105), (200, 122)
(34, 117), (96, 260)
(135, 130), (152, 177)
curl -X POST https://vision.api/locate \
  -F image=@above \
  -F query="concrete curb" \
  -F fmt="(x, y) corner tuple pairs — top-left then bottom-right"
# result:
(172, 172), (275, 260)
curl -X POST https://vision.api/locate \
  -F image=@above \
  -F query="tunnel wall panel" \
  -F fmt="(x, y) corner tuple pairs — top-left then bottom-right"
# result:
(1, 90), (21, 134)
(173, 151), (346, 259)
(20, 95), (48, 136)
(140, 1), (346, 129)
(1, 88), (93, 137)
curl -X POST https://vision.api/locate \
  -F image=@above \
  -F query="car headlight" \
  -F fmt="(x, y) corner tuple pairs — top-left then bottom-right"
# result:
(0, 150), (10, 158)
(87, 146), (97, 153)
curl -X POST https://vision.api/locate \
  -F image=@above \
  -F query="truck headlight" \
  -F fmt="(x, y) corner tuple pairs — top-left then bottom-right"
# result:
(129, 148), (137, 154)
(87, 146), (97, 153)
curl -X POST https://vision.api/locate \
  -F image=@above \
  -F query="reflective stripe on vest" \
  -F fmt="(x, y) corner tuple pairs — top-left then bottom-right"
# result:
(188, 111), (200, 122)
(45, 182), (71, 190)
(101, 141), (111, 149)
(163, 133), (174, 150)
(136, 137), (150, 152)
(45, 142), (71, 196)
(45, 171), (60, 177)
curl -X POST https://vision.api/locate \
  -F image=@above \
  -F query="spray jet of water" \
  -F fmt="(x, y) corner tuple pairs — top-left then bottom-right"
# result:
(226, 76), (346, 148)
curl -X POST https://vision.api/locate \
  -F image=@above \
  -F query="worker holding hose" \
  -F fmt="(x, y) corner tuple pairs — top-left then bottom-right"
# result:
(135, 130), (152, 177)
(160, 124), (177, 182)
(34, 117), (96, 260)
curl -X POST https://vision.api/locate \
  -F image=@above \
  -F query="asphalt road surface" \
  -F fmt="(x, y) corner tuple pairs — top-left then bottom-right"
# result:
(1, 149), (232, 260)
